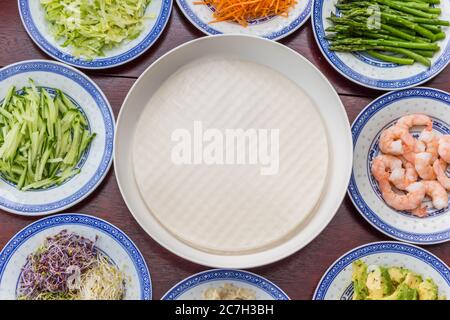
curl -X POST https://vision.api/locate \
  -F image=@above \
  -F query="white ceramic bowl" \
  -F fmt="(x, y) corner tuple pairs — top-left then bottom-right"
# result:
(176, 0), (311, 40)
(312, 0), (450, 90)
(349, 88), (450, 244)
(162, 269), (289, 300)
(114, 35), (353, 268)
(18, 0), (173, 69)
(313, 241), (450, 300)
(0, 60), (114, 216)
(0, 214), (152, 300)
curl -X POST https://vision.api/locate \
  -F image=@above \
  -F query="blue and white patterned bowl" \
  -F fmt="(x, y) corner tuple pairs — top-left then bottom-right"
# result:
(0, 60), (114, 216)
(0, 213), (152, 300)
(313, 241), (450, 300)
(312, 0), (450, 90)
(176, 0), (311, 40)
(18, 0), (173, 69)
(349, 88), (450, 244)
(162, 269), (289, 300)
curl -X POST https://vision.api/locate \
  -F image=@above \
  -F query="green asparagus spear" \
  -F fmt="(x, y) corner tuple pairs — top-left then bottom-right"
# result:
(366, 50), (415, 64)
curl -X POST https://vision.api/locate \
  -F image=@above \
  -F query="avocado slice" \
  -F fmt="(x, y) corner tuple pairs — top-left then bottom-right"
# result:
(418, 278), (438, 300)
(366, 266), (393, 299)
(382, 283), (418, 300)
(403, 272), (422, 290)
(388, 267), (407, 285)
(352, 260), (369, 300)
(350, 261), (443, 300)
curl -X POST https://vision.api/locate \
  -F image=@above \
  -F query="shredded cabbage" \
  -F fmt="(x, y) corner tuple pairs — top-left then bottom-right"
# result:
(40, 0), (152, 59)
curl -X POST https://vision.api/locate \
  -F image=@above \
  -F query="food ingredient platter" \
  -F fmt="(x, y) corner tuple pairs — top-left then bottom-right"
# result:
(0, 2), (449, 299)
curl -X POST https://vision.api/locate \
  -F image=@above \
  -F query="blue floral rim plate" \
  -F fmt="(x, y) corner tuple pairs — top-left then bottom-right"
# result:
(0, 214), (152, 300)
(348, 87), (450, 244)
(313, 241), (450, 300)
(312, 0), (450, 90)
(18, 0), (173, 69)
(0, 60), (114, 215)
(176, 0), (311, 40)
(162, 269), (290, 300)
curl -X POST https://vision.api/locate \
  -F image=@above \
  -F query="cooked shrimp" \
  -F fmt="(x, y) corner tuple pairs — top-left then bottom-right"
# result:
(415, 140), (426, 153)
(371, 154), (403, 182)
(438, 135), (450, 163)
(379, 126), (415, 156)
(378, 180), (425, 211)
(414, 152), (436, 180)
(389, 162), (418, 190)
(411, 204), (428, 218)
(403, 140), (426, 164)
(411, 180), (448, 217)
(424, 180), (448, 210)
(396, 114), (433, 131)
(433, 159), (450, 190)
(418, 130), (439, 162)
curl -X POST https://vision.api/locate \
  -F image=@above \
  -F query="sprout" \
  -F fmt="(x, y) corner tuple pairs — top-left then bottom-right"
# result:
(17, 230), (124, 300)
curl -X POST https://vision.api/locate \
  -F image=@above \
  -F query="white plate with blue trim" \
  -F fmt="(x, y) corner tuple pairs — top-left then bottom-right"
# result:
(162, 269), (289, 300)
(18, 0), (173, 69)
(311, 0), (450, 90)
(0, 213), (152, 300)
(313, 241), (450, 300)
(349, 88), (450, 244)
(176, 0), (311, 40)
(0, 60), (114, 216)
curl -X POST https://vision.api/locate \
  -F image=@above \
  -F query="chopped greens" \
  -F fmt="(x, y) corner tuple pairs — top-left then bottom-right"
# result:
(40, 0), (152, 59)
(0, 80), (95, 190)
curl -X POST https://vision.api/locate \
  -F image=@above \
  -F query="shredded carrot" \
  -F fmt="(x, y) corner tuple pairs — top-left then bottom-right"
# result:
(194, 0), (297, 27)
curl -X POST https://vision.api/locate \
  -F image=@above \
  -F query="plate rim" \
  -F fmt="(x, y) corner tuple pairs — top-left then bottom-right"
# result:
(114, 34), (353, 268)
(17, 0), (173, 69)
(312, 241), (450, 300)
(175, 0), (312, 40)
(348, 87), (450, 244)
(161, 268), (290, 300)
(0, 213), (152, 300)
(0, 59), (115, 216)
(311, 0), (450, 91)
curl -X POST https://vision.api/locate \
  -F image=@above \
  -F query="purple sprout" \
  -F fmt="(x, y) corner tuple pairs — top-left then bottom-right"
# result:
(18, 230), (98, 300)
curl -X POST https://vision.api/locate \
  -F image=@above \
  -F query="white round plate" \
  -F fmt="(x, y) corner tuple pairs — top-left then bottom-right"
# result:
(18, 0), (173, 69)
(0, 213), (152, 300)
(176, 0), (311, 40)
(313, 241), (450, 300)
(162, 269), (289, 300)
(0, 60), (114, 216)
(312, 0), (450, 90)
(349, 88), (450, 244)
(115, 34), (353, 268)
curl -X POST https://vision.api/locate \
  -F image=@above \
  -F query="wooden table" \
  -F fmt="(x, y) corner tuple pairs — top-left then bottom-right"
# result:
(0, 2), (449, 300)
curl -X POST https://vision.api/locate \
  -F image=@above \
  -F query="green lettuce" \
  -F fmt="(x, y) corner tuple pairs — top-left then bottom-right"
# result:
(40, 0), (152, 59)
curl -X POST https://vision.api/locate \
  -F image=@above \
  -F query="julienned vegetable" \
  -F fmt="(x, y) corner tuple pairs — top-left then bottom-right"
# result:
(18, 230), (125, 300)
(194, 0), (297, 27)
(40, 0), (152, 59)
(0, 80), (95, 190)
(326, 0), (449, 67)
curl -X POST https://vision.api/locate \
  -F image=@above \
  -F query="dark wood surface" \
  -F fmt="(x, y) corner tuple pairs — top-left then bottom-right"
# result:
(0, 1), (449, 300)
